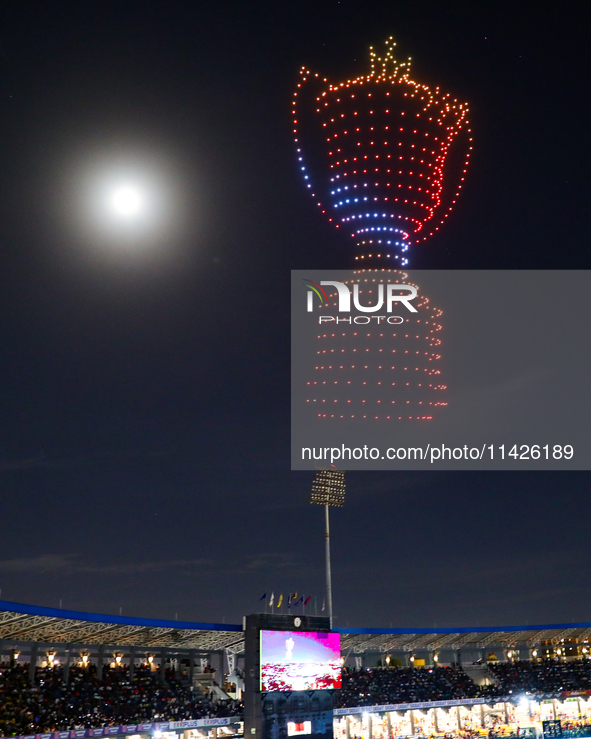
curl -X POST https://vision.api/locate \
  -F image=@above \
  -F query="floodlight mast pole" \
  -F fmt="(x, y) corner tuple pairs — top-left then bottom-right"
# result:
(310, 469), (345, 629)
(325, 502), (333, 627)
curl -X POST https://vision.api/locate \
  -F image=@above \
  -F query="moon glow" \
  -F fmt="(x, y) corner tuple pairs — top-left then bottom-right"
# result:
(111, 186), (142, 216)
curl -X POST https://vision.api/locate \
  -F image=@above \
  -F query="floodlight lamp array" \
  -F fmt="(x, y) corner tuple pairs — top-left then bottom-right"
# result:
(310, 469), (346, 507)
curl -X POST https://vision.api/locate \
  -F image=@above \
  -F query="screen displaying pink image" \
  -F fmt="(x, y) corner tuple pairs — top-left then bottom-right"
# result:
(260, 630), (341, 691)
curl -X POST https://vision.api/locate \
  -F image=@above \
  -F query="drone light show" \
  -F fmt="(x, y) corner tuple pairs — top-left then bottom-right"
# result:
(293, 38), (472, 266)
(306, 270), (446, 421)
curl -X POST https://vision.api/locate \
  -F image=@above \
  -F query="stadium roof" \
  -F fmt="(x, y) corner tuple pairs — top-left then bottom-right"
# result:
(0, 599), (244, 653)
(1, 599), (591, 654)
(338, 625), (591, 653)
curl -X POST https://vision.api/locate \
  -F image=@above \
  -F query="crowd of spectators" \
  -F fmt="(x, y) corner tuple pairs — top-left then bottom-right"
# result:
(6, 656), (591, 736)
(335, 658), (591, 708)
(0, 661), (241, 736)
(335, 665), (491, 707)
(488, 659), (591, 697)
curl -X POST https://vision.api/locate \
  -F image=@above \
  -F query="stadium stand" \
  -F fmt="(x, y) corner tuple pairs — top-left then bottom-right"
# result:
(0, 662), (241, 735)
(336, 664), (495, 707)
(336, 659), (591, 707)
(488, 658), (591, 696)
(5, 600), (591, 739)
(8, 657), (591, 733)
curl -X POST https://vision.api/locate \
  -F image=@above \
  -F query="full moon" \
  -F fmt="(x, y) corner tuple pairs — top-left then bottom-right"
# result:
(111, 186), (142, 216)
(68, 151), (195, 258)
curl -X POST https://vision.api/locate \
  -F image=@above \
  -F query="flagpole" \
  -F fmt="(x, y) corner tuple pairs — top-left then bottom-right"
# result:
(325, 503), (333, 627)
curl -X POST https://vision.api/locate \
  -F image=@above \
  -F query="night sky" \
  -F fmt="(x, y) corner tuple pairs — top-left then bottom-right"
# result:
(0, 1), (588, 629)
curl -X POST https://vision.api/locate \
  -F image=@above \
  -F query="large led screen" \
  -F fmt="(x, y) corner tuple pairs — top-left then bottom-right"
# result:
(260, 630), (341, 691)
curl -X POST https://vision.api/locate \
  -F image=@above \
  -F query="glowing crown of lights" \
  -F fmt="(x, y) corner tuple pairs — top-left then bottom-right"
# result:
(293, 38), (473, 266)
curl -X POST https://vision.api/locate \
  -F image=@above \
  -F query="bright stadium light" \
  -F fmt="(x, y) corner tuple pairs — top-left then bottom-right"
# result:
(310, 469), (346, 507)
(310, 469), (346, 626)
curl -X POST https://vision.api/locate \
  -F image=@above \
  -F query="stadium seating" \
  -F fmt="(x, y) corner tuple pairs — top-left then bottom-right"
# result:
(0, 662), (241, 734)
(6, 658), (591, 734)
(336, 664), (493, 707)
(487, 658), (591, 695)
(334, 658), (591, 708)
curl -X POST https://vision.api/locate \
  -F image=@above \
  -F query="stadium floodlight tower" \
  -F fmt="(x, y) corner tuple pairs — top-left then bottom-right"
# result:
(310, 469), (346, 626)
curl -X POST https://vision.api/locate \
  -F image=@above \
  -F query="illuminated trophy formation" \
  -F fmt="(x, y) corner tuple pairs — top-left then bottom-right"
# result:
(293, 38), (472, 266)
(306, 271), (446, 420)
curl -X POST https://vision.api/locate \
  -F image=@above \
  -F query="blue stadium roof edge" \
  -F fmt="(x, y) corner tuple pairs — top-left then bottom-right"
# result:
(0, 598), (242, 632)
(3, 598), (591, 635)
(335, 623), (591, 635)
